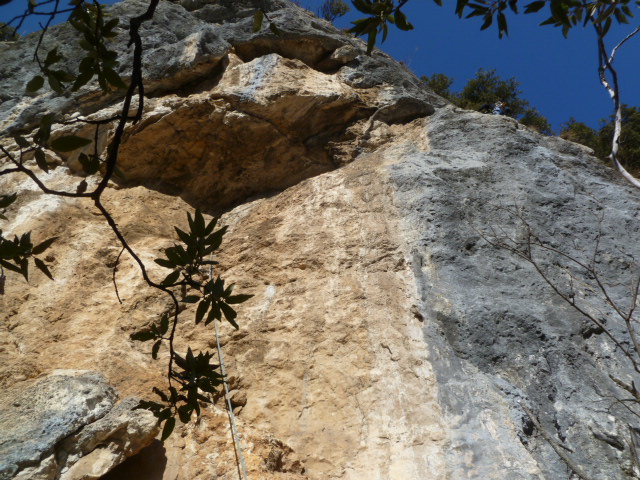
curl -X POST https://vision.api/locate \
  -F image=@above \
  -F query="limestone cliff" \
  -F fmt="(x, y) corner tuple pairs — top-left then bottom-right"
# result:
(1, 1), (638, 479)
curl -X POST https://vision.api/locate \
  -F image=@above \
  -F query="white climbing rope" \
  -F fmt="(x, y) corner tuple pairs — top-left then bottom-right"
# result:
(209, 263), (249, 480)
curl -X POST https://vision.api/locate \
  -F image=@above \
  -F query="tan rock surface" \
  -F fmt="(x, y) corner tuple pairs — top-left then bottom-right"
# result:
(0, 114), (449, 479)
(3, 1), (638, 479)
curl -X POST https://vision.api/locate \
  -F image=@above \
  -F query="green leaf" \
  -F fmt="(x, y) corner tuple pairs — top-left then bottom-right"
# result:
(173, 352), (187, 370)
(97, 71), (108, 92)
(47, 74), (64, 94)
(103, 66), (127, 89)
(136, 399), (164, 412)
(44, 47), (63, 67)
(178, 404), (192, 423)
(204, 217), (218, 236)
(34, 114), (54, 146)
(253, 10), (264, 32)
(152, 339), (162, 359)
(0, 242), (20, 260)
(226, 294), (253, 304)
(161, 417), (176, 441)
(78, 56), (95, 74)
(195, 298), (210, 325)
(539, 15), (557, 26)
(269, 22), (281, 35)
(71, 70), (94, 92)
(205, 303), (221, 325)
(394, 9), (413, 31)
(78, 38), (94, 51)
(497, 11), (508, 36)
(613, 8), (629, 24)
(455, 0), (469, 16)
(165, 247), (183, 267)
(26, 75), (45, 93)
(78, 153), (100, 175)
(366, 29), (377, 55)
(0, 193), (17, 209)
(524, 1), (546, 13)
(50, 135), (92, 152)
(186, 347), (195, 366)
(161, 269), (180, 287)
(51, 70), (75, 83)
(182, 295), (200, 304)
(13, 136), (30, 149)
(19, 257), (28, 281)
(103, 18), (119, 34)
(153, 387), (169, 402)
(154, 258), (175, 269)
(480, 12), (493, 30)
(157, 407), (173, 421)
(381, 22), (389, 43)
(219, 302), (239, 329)
(34, 149), (48, 173)
(174, 227), (191, 245)
(34, 257), (53, 280)
(32, 236), (58, 255)
(160, 313), (169, 335)
(193, 210), (206, 237)
(0, 259), (22, 274)
(130, 330), (155, 342)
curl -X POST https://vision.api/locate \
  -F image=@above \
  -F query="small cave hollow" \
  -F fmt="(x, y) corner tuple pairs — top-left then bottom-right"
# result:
(113, 87), (373, 212)
(99, 440), (167, 480)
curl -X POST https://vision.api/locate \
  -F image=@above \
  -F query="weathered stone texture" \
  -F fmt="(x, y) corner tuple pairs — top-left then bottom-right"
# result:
(0, 371), (158, 480)
(1, 0), (639, 479)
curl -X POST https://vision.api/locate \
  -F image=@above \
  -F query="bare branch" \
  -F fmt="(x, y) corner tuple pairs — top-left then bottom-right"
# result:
(112, 246), (125, 304)
(520, 403), (594, 480)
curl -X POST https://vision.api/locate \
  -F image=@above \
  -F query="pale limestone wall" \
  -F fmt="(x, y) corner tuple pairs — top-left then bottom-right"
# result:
(2, 1), (638, 479)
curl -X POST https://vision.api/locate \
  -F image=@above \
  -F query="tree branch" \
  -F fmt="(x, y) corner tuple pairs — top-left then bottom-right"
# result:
(520, 403), (594, 480)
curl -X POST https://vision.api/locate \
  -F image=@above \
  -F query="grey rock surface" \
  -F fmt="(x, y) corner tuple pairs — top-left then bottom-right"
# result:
(389, 106), (640, 479)
(2, 0), (640, 478)
(0, 370), (116, 480)
(0, 0), (438, 135)
(0, 371), (158, 480)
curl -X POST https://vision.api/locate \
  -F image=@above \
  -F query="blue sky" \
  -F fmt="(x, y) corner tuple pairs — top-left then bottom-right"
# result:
(2, 0), (638, 132)
(301, 0), (640, 133)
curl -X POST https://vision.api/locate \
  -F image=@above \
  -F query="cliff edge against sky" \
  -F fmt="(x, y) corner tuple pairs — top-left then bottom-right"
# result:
(1, 1), (639, 479)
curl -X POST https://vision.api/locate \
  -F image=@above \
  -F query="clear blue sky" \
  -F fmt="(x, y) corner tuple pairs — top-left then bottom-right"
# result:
(301, 0), (640, 133)
(2, 0), (638, 133)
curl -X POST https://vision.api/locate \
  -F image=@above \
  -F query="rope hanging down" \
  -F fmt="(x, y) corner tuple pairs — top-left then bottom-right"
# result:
(209, 263), (249, 480)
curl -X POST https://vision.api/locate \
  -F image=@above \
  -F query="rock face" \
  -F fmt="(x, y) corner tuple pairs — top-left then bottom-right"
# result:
(0, 371), (158, 480)
(1, 1), (639, 479)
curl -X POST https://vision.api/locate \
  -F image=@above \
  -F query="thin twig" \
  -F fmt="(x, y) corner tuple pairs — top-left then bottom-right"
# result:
(112, 246), (125, 304)
(520, 403), (593, 480)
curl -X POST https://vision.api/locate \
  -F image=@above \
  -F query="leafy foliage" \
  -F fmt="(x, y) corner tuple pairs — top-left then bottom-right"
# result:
(561, 106), (640, 175)
(422, 72), (455, 101)
(349, 0), (414, 53)
(1, 0), (252, 442)
(560, 117), (601, 150)
(318, 0), (351, 21)
(1, 191), (56, 282)
(349, 0), (638, 53)
(25, 1), (125, 94)
(518, 107), (552, 135)
(132, 210), (252, 434)
(422, 69), (552, 134)
(0, 21), (19, 41)
(0, 227), (57, 282)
